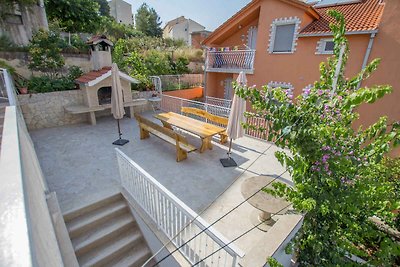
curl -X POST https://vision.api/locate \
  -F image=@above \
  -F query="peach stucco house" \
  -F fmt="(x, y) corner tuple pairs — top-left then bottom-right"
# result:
(203, 0), (400, 132)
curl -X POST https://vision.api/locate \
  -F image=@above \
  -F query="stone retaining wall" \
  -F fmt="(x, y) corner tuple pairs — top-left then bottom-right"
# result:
(18, 90), (86, 130)
(18, 90), (154, 130)
(0, 51), (92, 78)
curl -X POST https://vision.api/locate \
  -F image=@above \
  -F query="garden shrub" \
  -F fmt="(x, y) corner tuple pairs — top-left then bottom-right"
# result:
(96, 17), (143, 42)
(113, 38), (192, 90)
(28, 29), (65, 77)
(28, 66), (83, 93)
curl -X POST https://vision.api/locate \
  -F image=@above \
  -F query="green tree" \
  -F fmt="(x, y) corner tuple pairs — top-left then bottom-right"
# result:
(236, 11), (400, 266)
(94, 0), (110, 17)
(45, 0), (101, 33)
(135, 3), (162, 37)
(28, 29), (65, 77)
(96, 16), (143, 42)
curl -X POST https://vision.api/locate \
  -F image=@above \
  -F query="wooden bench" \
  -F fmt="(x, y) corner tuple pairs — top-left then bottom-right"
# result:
(181, 107), (228, 144)
(134, 114), (196, 162)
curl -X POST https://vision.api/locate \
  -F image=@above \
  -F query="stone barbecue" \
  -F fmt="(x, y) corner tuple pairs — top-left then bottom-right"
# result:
(66, 35), (147, 125)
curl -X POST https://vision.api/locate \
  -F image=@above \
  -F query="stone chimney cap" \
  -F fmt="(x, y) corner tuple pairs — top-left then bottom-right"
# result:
(87, 35), (114, 46)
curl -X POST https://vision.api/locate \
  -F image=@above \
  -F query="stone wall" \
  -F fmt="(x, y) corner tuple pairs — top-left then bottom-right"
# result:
(18, 90), (87, 130)
(18, 90), (154, 130)
(0, 51), (92, 79)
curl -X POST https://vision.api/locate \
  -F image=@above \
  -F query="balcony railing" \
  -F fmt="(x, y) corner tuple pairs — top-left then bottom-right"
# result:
(206, 50), (255, 73)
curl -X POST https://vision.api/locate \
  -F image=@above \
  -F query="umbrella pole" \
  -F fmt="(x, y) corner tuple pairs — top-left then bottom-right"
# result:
(112, 119), (129, 146)
(117, 119), (122, 139)
(227, 138), (233, 158)
(220, 138), (237, 167)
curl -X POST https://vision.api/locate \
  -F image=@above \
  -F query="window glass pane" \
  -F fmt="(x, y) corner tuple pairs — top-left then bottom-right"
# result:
(273, 24), (296, 52)
(324, 41), (334, 51)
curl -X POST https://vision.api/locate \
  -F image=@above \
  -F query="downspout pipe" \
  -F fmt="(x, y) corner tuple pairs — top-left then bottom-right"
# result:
(203, 47), (208, 100)
(358, 32), (376, 89)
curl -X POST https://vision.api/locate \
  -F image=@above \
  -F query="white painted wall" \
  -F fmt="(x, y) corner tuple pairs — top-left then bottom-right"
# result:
(0, 107), (64, 267)
(0, 70), (64, 267)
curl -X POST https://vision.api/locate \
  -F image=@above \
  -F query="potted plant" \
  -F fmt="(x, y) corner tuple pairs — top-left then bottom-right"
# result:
(18, 79), (28, 94)
(12, 74), (29, 94)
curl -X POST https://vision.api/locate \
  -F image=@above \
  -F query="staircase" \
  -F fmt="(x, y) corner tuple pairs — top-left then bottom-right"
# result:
(64, 193), (156, 267)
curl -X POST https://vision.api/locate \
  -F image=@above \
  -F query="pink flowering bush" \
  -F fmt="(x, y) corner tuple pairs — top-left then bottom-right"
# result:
(236, 11), (400, 266)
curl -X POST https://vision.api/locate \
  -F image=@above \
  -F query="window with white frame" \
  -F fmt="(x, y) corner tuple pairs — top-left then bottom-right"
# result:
(269, 17), (301, 54)
(316, 39), (335, 54)
(267, 81), (293, 90)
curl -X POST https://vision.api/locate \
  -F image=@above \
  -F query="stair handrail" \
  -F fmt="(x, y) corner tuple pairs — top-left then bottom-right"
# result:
(116, 148), (245, 267)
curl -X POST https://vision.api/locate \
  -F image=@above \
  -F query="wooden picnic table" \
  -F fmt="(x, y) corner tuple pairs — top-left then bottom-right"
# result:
(154, 112), (226, 153)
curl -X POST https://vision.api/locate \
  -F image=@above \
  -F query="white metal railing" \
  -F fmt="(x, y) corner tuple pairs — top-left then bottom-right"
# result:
(161, 95), (230, 127)
(0, 68), (16, 106)
(116, 149), (244, 266)
(245, 114), (270, 140)
(206, 50), (255, 73)
(160, 95), (269, 138)
(205, 96), (232, 109)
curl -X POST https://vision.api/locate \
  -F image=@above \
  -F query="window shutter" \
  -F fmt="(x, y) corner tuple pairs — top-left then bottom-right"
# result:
(273, 24), (296, 52)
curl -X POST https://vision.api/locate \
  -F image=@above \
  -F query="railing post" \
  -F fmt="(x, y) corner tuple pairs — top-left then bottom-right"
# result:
(180, 98), (183, 114)
(232, 255), (238, 267)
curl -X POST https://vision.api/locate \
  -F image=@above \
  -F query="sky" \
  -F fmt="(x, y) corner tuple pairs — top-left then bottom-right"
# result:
(125, 0), (251, 31)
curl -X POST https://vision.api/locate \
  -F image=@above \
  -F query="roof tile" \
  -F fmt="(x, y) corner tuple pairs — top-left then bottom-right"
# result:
(75, 67), (112, 84)
(301, 0), (385, 34)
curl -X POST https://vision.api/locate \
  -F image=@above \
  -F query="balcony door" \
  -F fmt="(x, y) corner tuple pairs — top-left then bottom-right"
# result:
(224, 78), (233, 100)
(247, 26), (258, 50)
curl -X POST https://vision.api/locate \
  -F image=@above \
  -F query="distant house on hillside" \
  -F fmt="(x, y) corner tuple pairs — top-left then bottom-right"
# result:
(203, 0), (400, 129)
(108, 0), (133, 25)
(191, 30), (211, 49)
(163, 16), (206, 46)
(0, 0), (48, 46)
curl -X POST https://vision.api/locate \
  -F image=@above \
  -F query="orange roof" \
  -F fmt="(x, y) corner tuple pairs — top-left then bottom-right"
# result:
(301, 0), (385, 35)
(75, 67), (111, 84)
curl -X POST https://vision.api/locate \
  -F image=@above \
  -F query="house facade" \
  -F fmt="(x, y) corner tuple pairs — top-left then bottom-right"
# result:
(191, 30), (212, 49)
(108, 0), (133, 25)
(203, 0), (400, 130)
(163, 16), (206, 46)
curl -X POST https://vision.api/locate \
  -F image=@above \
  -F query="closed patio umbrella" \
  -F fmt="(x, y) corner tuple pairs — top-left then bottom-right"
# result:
(220, 71), (247, 167)
(111, 63), (129, 146)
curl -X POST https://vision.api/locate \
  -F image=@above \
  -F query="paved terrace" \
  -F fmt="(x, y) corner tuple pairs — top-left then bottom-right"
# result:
(31, 112), (301, 266)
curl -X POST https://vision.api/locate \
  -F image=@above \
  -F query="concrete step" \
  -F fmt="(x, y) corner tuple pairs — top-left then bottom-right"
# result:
(78, 231), (143, 267)
(111, 245), (153, 267)
(73, 213), (136, 257)
(64, 194), (155, 267)
(64, 192), (122, 222)
(66, 200), (129, 239)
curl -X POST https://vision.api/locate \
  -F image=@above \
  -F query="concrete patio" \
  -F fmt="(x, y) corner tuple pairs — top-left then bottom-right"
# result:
(30, 111), (301, 266)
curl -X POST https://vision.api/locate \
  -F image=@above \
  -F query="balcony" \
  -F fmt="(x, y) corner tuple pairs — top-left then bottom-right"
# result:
(206, 49), (256, 74)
